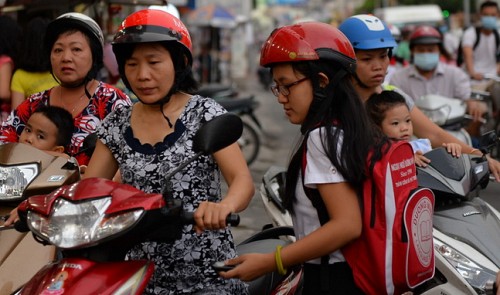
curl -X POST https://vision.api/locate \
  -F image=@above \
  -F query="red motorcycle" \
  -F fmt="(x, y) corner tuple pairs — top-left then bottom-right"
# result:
(11, 113), (241, 295)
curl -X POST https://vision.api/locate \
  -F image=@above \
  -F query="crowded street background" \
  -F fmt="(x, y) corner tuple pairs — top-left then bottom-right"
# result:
(1, 0), (500, 294)
(0, 0), (500, 247)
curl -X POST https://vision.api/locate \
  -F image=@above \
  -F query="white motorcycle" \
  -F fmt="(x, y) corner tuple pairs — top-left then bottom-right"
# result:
(415, 94), (476, 146)
(259, 133), (500, 294)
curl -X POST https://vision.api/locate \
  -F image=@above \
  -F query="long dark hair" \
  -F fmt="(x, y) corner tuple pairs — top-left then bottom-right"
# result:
(17, 17), (52, 72)
(0, 15), (21, 62)
(283, 59), (387, 213)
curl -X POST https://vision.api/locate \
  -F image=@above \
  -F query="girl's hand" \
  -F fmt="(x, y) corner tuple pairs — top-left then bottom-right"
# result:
(443, 143), (462, 157)
(193, 201), (235, 234)
(414, 151), (430, 167)
(218, 253), (275, 282)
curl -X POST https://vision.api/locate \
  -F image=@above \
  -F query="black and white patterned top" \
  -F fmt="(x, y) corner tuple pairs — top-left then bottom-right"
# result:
(97, 95), (248, 294)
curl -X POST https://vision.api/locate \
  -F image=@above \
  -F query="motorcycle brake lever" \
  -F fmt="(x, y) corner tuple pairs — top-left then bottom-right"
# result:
(0, 224), (15, 231)
(212, 261), (236, 272)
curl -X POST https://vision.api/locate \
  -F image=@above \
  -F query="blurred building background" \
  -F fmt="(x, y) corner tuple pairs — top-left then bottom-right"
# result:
(0, 0), (497, 87)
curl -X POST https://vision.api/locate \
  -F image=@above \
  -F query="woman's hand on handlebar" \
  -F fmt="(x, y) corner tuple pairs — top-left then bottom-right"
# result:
(471, 72), (484, 81)
(3, 208), (19, 226)
(193, 201), (235, 234)
(486, 155), (500, 182)
(466, 100), (488, 122)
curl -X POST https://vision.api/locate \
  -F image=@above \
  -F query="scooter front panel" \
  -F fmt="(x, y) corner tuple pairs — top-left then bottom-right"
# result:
(20, 258), (154, 294)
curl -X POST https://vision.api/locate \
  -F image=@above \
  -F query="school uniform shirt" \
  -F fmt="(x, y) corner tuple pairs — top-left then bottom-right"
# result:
(293, 126), (347, 265)
(389, 62), (471, 102)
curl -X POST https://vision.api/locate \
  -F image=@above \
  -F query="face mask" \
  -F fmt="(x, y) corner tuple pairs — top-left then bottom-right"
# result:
(481, 16), (498, 30)
(413, 53), (440, 71)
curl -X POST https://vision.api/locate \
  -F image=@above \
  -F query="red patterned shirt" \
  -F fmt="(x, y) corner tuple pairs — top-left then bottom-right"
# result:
(0, 81), (132, 165)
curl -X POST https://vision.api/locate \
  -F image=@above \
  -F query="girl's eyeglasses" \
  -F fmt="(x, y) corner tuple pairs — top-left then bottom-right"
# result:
(270, 77), (309, 97)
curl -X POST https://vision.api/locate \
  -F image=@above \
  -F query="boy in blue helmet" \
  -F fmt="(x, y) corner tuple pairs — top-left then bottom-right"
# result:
(339, 14), (500, 180)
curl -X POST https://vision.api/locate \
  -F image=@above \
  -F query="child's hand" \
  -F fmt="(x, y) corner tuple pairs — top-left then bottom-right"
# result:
(414, 151), (430, 167)
(443, 143), (462, 157)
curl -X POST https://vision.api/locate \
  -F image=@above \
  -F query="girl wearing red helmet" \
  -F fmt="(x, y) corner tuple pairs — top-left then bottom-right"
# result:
(339, 14), (500, 180)
(221, 22), (385, 294)
(83, 9), (253, 294)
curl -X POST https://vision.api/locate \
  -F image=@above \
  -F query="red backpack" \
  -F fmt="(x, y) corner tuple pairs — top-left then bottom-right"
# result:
(303, 138), (435, 294)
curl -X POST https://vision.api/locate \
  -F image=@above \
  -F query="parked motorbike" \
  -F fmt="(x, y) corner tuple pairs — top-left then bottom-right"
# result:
(259, 133), (500, 295)
(195, 84), (262, 165)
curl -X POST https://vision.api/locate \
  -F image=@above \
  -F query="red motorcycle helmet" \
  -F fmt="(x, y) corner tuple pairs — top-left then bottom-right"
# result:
(112, 9), (193, 66)
(260, 22), (356, 74)
(409, 25), (442, 48)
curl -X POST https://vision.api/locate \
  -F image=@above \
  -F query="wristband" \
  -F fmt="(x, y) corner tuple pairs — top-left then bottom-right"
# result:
(469, 148), (480, 155)
(275, 245), (287, 275)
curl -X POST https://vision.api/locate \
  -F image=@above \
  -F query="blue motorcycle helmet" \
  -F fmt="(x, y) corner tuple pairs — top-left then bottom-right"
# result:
(338, 14), (397, 50)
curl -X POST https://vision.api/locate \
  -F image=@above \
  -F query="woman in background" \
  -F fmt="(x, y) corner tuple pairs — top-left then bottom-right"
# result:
(0, 15), (22, 121)
(11, 16), (58, 109)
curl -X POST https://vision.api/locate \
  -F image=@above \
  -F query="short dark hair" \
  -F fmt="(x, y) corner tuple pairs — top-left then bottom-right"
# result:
(365, 90), (408, 127)
(481, 0), (499, 12)
(32, 106), (74, 146)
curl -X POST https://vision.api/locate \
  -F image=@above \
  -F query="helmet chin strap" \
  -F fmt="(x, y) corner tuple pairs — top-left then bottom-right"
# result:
(137, 89), (175, 129)
(52, 72), (93, 99)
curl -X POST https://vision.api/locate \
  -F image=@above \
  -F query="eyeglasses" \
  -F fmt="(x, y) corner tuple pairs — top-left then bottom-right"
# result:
(270, 77), (309, 97)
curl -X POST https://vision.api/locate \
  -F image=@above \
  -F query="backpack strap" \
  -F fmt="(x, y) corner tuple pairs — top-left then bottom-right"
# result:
(473, 27), (500, 61)
(473, 26), (482, 50)
(300, 131), (329, 225)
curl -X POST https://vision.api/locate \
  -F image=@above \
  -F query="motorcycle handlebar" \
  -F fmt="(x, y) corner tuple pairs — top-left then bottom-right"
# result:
(181, 212), (240, 227)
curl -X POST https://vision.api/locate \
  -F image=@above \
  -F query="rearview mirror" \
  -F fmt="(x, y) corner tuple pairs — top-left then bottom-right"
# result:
(193, 113), (243, 155)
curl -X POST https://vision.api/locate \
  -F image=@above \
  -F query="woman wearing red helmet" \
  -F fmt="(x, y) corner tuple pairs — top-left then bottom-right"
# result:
(220, 22), (385, 294)
(83, 9), (253, 294)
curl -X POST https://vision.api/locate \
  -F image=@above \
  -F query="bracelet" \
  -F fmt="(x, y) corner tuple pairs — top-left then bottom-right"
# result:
(275, 245), (287, 275)
(470, 148), (480, 155)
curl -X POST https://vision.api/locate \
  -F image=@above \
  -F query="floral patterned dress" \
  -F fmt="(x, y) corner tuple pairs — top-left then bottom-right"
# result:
(97, 95), (248, 295)
(0, 81), (131, 165)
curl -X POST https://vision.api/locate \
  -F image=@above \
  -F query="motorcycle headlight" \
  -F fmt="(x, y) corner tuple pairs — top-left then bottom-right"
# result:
(0, 164), (38, 201)
(420, 105), (451, 126)
(434, 238), (497, 293)
(27, 197), (143, 249)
